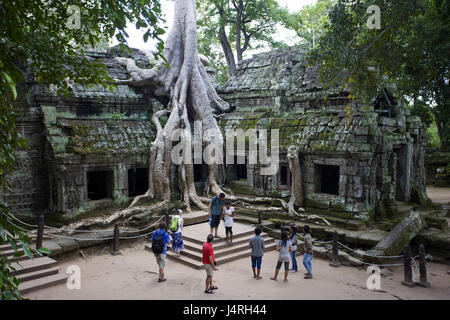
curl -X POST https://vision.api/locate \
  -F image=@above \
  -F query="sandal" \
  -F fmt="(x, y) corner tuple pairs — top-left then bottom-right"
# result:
(210, 286), (218, 290)
(204, 288), (215, 294)
(158, 278), (167, 282)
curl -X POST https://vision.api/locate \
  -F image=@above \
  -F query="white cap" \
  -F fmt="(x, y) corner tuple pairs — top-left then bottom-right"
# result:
(177, 209), (183, 214)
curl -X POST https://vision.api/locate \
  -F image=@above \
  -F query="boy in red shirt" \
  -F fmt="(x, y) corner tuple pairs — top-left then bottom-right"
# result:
(202, 234), (218, 294)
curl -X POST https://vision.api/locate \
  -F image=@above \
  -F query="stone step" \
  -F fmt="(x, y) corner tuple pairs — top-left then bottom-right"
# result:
(182, 229), (255, 245)
(152, 239), (278, 269)
(9, 257), (58, 276)
(0, 247), (25, 258)
(4, 253), (30, 263)
(19, 273), (69, 294)
(17, 267), (61, 282)
(216, 242), (277, 265)
(183, 233), (271, 253)
(165, 251), (204, 269)
(0, 243), (23, 252)
(214, 237), (276, 258)
(175, 236), (276, 261)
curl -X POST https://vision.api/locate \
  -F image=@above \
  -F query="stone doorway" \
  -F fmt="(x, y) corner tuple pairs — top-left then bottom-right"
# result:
(128, 168), (148, 197)
(87, 170), (113, 200)
(318, 164), (339, 195)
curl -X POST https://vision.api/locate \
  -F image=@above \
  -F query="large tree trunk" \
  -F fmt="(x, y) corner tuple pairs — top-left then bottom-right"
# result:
(234, 0), (244, 63)
(218, 25), (237, 76)
(115, 0), (229, 211)
(287, 146), (304, 217)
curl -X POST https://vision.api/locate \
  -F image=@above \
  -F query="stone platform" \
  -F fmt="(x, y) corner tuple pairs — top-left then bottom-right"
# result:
(145, 222), (277, 269)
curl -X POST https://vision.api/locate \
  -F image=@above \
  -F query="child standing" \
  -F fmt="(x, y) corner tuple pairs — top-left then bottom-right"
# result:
(303, 225), (313, 279)
(249, 227), (265, 280)
(271, 229), (292, 282)
(222, 202), (235, 245)
(289, 224), (298, 273)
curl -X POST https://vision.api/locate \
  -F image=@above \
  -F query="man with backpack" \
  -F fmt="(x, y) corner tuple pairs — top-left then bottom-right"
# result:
(208, 193), (225, 238)
(151, 222), (172, 282)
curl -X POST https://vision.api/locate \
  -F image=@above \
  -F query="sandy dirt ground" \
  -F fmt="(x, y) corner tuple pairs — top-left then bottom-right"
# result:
(426, 186), (450, 204)
(24, 240), (450, 300)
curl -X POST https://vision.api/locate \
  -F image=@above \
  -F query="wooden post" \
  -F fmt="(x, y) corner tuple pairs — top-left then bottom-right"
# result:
(401, 244), (415, 287)
(329, 230), (341, 267)
(415, 243), (430, 287)
(36, 215), (44, 250)
(111, 222), (121, 255)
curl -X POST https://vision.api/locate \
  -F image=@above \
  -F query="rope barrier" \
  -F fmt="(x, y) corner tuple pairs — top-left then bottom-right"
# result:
(8, 213), (59, 230)
(7, 214), (165, 242)
(337, 241), (404, 259)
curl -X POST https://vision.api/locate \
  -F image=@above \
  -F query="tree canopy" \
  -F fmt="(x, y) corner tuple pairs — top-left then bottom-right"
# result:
(197, 0), (293, 78)
(291, 0), (335, 49)
(309, 0), (450, 151)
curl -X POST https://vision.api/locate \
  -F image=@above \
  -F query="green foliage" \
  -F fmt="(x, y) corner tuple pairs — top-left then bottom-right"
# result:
(197, 0), (295, 80)
(309, 0), (450, 151)
(0, 0), (165, 299)
(290, 0), (336, 48)
(427, 123), (441, 149)
(114, 191), (130, 206)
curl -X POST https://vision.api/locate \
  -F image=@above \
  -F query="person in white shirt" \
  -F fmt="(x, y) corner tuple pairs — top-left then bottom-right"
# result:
(221, 202), (235, 245)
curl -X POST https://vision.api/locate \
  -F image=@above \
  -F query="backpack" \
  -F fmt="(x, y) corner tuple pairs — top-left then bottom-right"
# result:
(151, 230), (166, 254)
(170, 216), (180, 232)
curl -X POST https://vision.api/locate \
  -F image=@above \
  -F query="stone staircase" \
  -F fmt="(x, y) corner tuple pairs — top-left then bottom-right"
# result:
(1, 243), (69, 294)
(145, 228), (277, 269)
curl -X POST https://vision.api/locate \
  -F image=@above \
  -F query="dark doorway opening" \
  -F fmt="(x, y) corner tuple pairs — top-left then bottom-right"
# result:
(318, 164), (339, 195)
(278, 164), (291, 189)
(280, 165), (288, 185)
(128, 168), (148, 197)
(236, 164), (247, 180)
(194, 164), (203, 182)
(87, 171), (113, 200)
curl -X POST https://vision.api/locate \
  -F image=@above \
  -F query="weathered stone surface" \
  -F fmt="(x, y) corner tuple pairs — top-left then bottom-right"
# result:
(53, 238), (80, 253)
(372, 211), (427, 256)
(41, 240), (63, 257)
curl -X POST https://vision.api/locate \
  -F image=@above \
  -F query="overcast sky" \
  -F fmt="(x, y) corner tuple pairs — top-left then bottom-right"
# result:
(112, 0), (317, 54)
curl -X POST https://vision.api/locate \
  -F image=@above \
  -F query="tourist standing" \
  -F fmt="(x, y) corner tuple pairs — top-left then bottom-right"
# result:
(208, 193), (225, 238)
(289, 224), (298, 273)
(222, 201), (235, 245)
(150, 222), (171, 282)
(202, 234), (218, 294)
(303, 225), (313, 279)
(249, 227), (265, 280)
(170, 209), (184, 257)
(270, 229), (292, 282)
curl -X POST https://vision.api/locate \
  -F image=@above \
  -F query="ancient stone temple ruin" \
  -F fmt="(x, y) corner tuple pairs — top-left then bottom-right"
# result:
(6, 46), (429, 226)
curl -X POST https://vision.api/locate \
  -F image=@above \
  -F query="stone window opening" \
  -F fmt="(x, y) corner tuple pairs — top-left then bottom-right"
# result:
(278, 164), (291, 189)
(374, 88), (396, 118)
(128, 168), (148, 197)
(87, 170), (113, 201)
(317, 164), (339, 195)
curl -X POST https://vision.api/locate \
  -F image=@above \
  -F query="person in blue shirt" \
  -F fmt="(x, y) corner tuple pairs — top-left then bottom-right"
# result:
(208, 193), (225, 238)
(151, 222), (172, 282)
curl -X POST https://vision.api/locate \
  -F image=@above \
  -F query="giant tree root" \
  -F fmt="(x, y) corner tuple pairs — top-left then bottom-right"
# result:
(61, 201), (168, 231)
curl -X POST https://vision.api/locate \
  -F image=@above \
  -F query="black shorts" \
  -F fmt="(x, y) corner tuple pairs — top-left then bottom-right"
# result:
(210, 215), (221, 228)
(225, 226), (232, 234)
(276, 261), (289, 271)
